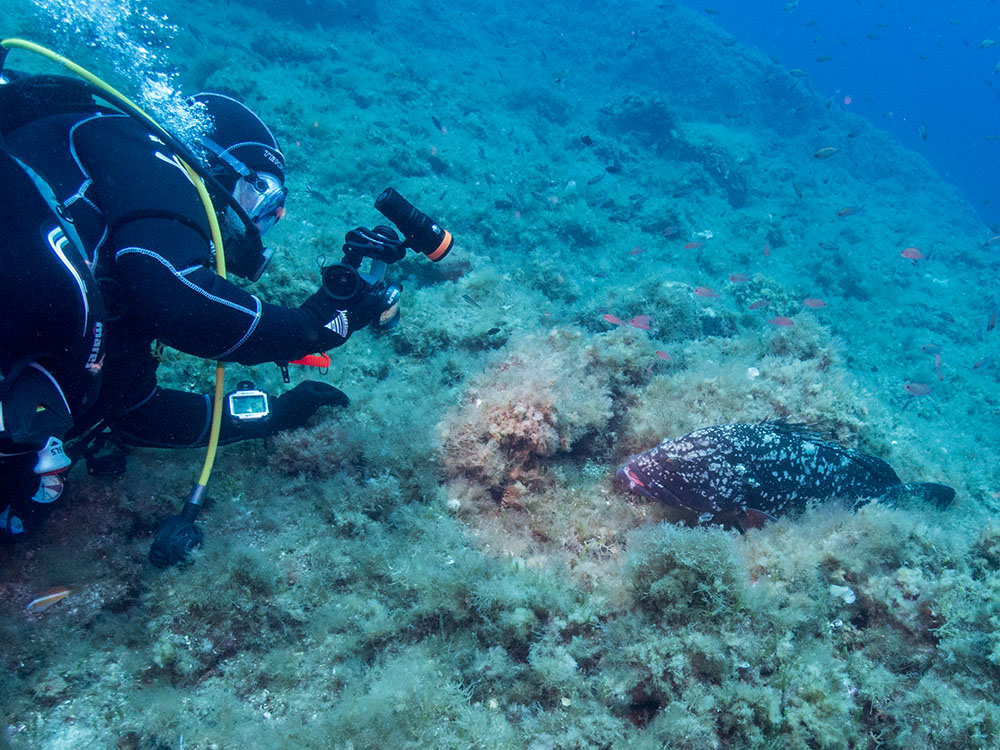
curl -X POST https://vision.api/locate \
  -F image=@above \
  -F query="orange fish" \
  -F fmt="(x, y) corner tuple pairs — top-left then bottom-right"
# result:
(684, 241), (705, 250)
(901, 247), (924, 260)
(629, 315), (652, 330)
(693, 286), (718, 298)
(814, 147), (838, 159)
(803, 298), (826, 308)
(769, 316), (794, 326)
(603, 313), (625, 325)
(655, 350), (672, 361)
(729, 273), (750, 283)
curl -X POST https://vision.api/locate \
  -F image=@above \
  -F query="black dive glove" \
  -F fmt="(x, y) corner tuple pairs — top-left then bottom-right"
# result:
(299, 263), (401, 348)
(271, 381), (349, 432)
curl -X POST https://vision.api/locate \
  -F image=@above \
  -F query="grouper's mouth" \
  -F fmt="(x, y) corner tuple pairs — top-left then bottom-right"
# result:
(617, 465), (647, 490)
(617, 464), (682, 505)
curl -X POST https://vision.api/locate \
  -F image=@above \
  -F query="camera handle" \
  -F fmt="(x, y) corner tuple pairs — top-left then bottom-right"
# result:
(360, 259), (387, 287)
(342, 226), (404, 285)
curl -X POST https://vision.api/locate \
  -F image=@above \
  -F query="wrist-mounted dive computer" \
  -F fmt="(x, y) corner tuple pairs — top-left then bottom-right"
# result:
(226, 381), (270, 422)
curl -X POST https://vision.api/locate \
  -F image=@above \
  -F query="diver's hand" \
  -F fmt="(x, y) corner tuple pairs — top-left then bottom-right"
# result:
(272, 381), (349, 432)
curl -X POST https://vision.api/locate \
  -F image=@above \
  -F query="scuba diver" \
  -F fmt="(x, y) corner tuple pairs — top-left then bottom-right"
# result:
(0, 65), (448, 549)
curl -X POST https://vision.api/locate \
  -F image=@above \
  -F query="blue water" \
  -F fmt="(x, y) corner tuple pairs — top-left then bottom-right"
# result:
(676, 0), (1000, 225)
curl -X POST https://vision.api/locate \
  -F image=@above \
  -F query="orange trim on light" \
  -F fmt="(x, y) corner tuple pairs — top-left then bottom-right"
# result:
(427, 229), (452, 261)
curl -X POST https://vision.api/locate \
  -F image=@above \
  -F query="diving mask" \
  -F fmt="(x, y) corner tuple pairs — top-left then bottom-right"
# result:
(233, 171), (287, 237)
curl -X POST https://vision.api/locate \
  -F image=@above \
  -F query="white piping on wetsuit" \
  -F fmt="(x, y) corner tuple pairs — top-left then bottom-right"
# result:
(115, 246), (262, 359)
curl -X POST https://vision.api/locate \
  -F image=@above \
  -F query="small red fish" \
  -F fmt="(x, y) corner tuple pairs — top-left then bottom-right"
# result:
(693, 286), (718, 298)
(661, 225), (680, 237)
(684, 241), (705, 250)
(769, 316), (794, 327)
(764, 242), (771, 257)
(729, 273), (750, 283)
(629, 315), (652, 330)
(988, 302), (997, 332)
(934, 353), (943, 382)
(973, 355), (993, 370)
(628, 246), (646, 256)
(901, 247), (924, 260)
(904, 382), (931, 396)
(837, 206), (861, 217)
(748, 299), (771, 311)
(655, 350), (672, 361)
(603, 313), (625, 325)
(802, 298), (826, 309)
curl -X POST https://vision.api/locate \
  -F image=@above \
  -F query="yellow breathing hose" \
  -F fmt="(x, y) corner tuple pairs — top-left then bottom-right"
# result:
(1, 38), (226, 498)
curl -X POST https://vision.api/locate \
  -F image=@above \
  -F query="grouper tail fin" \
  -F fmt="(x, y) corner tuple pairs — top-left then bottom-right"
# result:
(880, 482), (956, 509)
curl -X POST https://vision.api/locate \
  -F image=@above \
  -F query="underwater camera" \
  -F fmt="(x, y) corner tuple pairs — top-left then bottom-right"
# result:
(337, 188), (452, 284)
(332, 188), (451, 330)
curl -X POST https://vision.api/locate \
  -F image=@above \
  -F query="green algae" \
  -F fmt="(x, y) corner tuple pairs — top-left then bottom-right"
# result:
(2, 0), (1000, 747)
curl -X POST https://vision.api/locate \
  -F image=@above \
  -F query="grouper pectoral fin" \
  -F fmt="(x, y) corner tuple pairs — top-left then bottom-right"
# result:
(879, 482), (956, 510)
(710, 507), (777, 533)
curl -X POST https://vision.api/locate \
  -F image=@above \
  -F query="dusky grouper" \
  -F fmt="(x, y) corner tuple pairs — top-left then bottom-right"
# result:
(617, 420), (954, 530)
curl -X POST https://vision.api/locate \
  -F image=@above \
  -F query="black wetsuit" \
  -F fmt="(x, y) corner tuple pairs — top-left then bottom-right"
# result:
(2, 107), (360, 449)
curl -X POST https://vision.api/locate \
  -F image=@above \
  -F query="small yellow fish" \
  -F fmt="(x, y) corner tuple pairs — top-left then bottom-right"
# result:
(25, 586), (74, 613)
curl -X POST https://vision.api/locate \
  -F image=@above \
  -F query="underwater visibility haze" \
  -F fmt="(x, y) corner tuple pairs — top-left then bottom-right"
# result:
(1, 0), (1000, 747)
(675, 0), (1000, 222)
